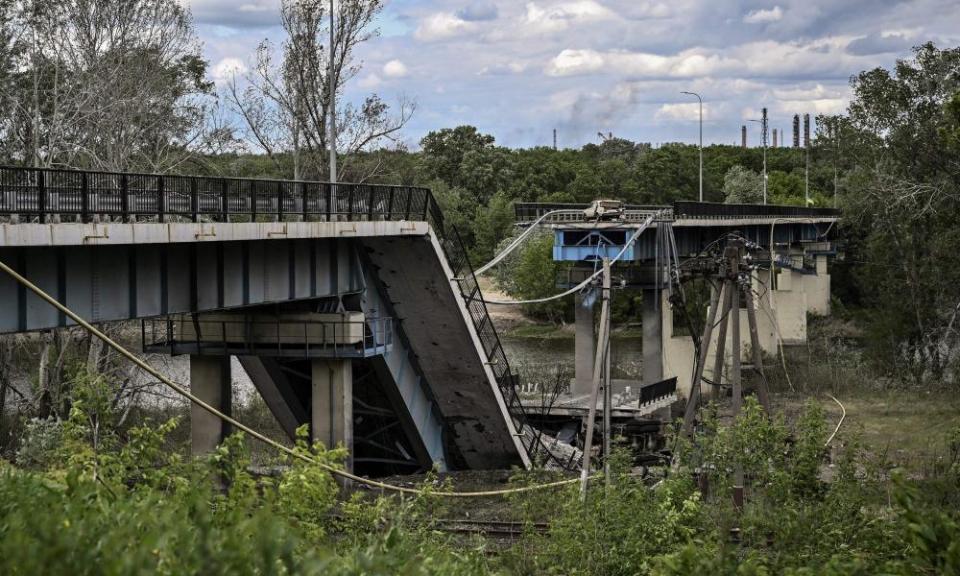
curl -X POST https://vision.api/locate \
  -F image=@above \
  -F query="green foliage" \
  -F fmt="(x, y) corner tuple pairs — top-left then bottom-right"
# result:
(15, 416), (63, 469)
(723, 165), (762, 203)
(273, 425), (345, 542)
(506, 232), (570, 322)
(834, 43), (960, 385)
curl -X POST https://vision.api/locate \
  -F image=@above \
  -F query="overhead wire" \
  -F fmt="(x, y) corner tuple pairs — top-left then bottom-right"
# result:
(0, 259), (598, 498)
(472, 208), (583, 276)
(484, 211), (663, 305)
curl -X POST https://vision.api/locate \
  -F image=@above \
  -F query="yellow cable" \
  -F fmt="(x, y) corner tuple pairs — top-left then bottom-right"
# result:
(824, 394), (846, 447)
(0, 259), (592, 498)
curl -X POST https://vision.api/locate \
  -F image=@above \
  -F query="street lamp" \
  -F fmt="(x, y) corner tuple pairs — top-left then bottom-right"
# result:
(329, 0), (338, 183)
(748, 118), (768, 204)
(681, 91), (703, 202)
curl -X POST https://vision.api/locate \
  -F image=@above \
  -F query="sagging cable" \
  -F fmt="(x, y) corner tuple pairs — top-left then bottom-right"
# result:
(0, 258), (595, 498)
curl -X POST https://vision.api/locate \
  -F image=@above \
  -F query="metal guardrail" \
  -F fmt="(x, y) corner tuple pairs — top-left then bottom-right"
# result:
(639, 377), (677, 407)
(142, 315), (393, 358)
(514, 202), (670, 223)
(514, 201), (840, 224)
(673, 201), (840, 219)
(0, 165), (433, 223)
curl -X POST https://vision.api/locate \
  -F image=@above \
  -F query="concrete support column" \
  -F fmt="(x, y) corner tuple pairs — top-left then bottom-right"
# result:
(312, 358), (353, 471)
(190, 355), (232, 456)
(815, 254), (828, 275)
(573, 292), (595, 397)
(642, 289), (664, 385)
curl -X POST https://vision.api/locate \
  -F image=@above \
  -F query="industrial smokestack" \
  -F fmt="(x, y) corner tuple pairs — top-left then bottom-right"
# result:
(553, 128), (557, 150)
(803, 114), (811, 148)
(741, 125), (747, 148)
(772, 128), (778, 148)
(793, 114), (800, 148)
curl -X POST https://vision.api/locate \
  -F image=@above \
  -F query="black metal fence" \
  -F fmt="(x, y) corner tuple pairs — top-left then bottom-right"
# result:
(639, 376), (677, 407)
(0, 166), (433, 223)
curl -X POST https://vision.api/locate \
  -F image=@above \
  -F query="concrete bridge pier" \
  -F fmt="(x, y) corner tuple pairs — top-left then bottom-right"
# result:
(642, 288), (664, 385)
(312, 358), (354, 471)
(190, 355), (233, 456)
(573, 292), (595, 396)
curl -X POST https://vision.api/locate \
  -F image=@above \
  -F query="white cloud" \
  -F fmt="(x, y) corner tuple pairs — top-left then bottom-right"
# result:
(210, 57), (247, 83)
(524, 1), (616, 33)
(479, 62), (527, 75)
(655, 102), (711, 121)
(743, 6), (783, 24)
(547, 38), (874, 80)
(777, 98), (848, 115)
(185, 0), (282, 27)
(772, 83), (840, 101)
(358, 73), (382, 89)
(383, 59), (409, 78)
(415, 13), (472, 41)
(546, 49), (607, 75)
(546, 48), (739, 78)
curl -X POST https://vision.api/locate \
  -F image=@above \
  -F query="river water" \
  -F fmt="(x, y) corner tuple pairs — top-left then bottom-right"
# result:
(501, 336), (644, 393)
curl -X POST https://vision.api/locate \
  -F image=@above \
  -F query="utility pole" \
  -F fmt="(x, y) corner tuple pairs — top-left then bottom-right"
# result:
(328, 0), (338, 183)
(833, 120), (840, 209)
(580, 258), (611, 498)
(681, 91), (703, 202)
(748, 111), (768, 204)
(553, 128), (557, 150)
(761, 108), (768, 205)
(602, 261), (612, 483)
(804, 114), (811, 205)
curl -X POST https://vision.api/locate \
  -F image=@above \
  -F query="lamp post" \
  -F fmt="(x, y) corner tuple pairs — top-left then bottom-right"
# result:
(328, 0), (338, 183)
(748, 118), (768, 204)
(681, 91), (703, 202)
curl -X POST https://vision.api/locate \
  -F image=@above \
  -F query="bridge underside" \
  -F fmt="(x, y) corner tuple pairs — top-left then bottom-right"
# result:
(0, 225), (526, 473)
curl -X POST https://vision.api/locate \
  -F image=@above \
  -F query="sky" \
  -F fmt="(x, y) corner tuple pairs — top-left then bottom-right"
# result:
(184, 0), (960, 149)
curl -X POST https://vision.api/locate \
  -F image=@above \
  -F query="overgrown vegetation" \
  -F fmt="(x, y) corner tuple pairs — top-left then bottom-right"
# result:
(3, 375), (960, 574)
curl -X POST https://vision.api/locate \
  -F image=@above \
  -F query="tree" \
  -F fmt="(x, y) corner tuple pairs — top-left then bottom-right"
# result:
(0, 0), (215, 171)
(507, 233), (569, 322)
(834, 43), (960, 385)
(722, 165), (763, 203)
(767, 170), (805, 205)
(229, 0), (412, 181)
(419, 125), (496, 190)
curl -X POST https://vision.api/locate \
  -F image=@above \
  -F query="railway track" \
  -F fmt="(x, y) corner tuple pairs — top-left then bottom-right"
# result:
(430, 518), (549, 538)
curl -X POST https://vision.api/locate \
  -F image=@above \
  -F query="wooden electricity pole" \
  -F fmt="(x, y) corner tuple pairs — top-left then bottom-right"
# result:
(682, 237), (771, 437)
(681, 282), (721, 436)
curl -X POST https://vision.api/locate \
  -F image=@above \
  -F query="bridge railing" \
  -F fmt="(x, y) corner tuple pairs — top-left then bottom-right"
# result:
(0, 166), (433, 223)
(673, 201), (840, 219)
(142, 314), (393, 358)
